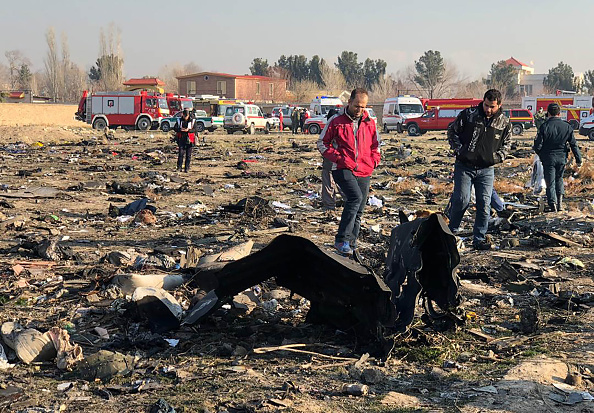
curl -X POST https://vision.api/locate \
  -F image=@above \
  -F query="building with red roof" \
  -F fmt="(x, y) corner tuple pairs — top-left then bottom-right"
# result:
(176, 72), (287, 103)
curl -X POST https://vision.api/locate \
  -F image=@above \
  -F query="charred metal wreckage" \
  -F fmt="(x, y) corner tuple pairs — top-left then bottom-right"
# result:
(178, 213), (463, 358)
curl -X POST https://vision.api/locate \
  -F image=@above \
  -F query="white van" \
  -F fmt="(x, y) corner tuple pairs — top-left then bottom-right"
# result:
(310, 96), (343, 116)
(382, 96), (424, 133)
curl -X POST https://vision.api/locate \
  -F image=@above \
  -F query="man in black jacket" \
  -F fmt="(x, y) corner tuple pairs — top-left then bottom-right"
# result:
(533, 103), (582, 212)
(447, 89), (512, 250)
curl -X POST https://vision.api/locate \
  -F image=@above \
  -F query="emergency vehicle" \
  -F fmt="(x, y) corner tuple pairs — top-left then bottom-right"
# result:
(382, 96), (424, 133)
(304, 108), (377, 134)
(522, 95), (592, 130)
(223, 103), (274, 134)
(310, 96), (343, 116)
(75, 90), (169, 130)
(192, 96), (238, 130)
(421, 98), (483, 110)
(404, 99), (481, 136)
(502, 109), (534, 135)
(165, 94), (193, 115)
(578, 113), (594, 140)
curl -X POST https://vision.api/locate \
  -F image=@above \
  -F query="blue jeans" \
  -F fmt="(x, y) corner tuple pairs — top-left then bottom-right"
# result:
(332, 169), (371, 246)
(448, 162), (494, 244)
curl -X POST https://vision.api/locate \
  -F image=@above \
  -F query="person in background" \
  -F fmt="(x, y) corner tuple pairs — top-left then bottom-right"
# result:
(318, 88), (380, 255)
(321, 107), (340, 211)
(447, 89), (512, 250)
(291, 108), (300, 134)
(174, 109), (196, 173)
(534, 107), (546, 131)
(278, 108), (284, 132)
(300, 108), (307, 132)
(533, 103), (582, 212)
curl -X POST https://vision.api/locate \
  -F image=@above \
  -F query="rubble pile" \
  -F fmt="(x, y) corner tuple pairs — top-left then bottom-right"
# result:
(0, 126), (592, 412)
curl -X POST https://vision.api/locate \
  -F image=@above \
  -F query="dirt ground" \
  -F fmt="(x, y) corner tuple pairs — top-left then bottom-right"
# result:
(0, 104), (592, 413)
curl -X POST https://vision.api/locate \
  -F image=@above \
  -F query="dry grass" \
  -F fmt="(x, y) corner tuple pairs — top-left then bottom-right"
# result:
(426, 178), (453, 195)
(494, 181), (525, 193)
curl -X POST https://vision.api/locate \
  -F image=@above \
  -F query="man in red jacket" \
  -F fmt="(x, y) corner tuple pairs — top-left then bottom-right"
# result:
(317, 88), (381, 254)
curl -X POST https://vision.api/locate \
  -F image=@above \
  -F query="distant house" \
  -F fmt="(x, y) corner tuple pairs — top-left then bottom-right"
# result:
(176, 72), (287, 103)
(502, 57), (547, 96)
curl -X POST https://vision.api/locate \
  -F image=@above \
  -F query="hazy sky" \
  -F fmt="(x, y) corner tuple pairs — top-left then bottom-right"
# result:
(3, 0), (593, 85)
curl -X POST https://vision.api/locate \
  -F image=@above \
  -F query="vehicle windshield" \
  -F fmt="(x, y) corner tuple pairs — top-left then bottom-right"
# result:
(158, 98), (168, 110)
(321, 105), (340, 115)
(181, 100), (193, 110)
(399, 104), (424, 114)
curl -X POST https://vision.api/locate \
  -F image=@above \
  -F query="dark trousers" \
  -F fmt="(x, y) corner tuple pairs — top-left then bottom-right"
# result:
(177, 144), (192, 171)
(541, 154), (566, 206)
(332, 169), (371, 246)
(292, 121), (298, 134)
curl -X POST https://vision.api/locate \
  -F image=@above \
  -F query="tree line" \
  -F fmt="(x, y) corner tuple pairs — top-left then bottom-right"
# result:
(2, 25), (594, 104)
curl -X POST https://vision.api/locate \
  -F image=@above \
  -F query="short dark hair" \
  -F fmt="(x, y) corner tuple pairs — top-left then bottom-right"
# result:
(484, 89), (502, 104)
(350, 88), (368, 101)
(547, 103), (560, 116)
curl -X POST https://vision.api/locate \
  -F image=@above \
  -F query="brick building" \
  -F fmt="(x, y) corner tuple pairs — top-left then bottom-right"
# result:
(176, 72), (287, 102)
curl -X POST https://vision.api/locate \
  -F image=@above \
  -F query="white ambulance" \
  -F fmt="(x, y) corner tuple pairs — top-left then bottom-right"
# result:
(382, 96), (424, 133)
(310, 96), (343, 116)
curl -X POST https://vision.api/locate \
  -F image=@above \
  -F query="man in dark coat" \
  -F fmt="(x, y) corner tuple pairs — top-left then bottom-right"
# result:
(533, 103), (582, 212)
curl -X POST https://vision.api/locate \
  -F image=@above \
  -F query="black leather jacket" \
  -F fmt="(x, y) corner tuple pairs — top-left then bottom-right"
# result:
(448, 104), (512, 168)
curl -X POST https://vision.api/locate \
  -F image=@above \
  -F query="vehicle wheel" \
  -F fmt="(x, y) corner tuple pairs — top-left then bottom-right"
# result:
(160, 122), (170, 132)
(195, 122), (205, 132)
(137, 117), (151, 131)
(569, 119), (579, 130)
(93, 118), (107, 130)
(383, 123), (389, 134)
(248, 124), (255, 135)
(512, 124), (523, 135)
(397, 123), (403, 134)
(208, 127), (215, 132)
(589, 129), (594, 141)
(407, 123), (419, 136)
(264, 123), (270, 134)
(308, 124), (321, 134)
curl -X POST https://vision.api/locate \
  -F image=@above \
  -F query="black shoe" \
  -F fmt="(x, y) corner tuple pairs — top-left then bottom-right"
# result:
(546, 203), (557, 213)
(473, 240), (493, 251)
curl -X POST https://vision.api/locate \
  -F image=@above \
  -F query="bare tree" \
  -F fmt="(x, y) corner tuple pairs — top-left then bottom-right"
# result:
(0, 62), (9, 89)
(89, 23), (124, 91)
(5, 50), (31, 89)
(454, 79), (486, 99)
(290, 79), (320, 103)
(44, 27), (61, 102)
(369, 74), (398, 103)
(158, 61), (202, 93)
(320, 62), (346, 97)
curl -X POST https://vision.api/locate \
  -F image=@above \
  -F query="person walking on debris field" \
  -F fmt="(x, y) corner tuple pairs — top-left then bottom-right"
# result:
(291, 108), (300, 134)
(447, 89), (512, 251)
(174, 108), (196, 173)
(533, 103), (582, 212)
(321, 107), (341, 211)
(318, 88), (381, 255)
(534, 107), (546, 131)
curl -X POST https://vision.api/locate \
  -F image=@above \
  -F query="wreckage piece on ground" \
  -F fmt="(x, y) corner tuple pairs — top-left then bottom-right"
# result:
(185, 234), (396, 343)
(184, 214), (463, 352)
(384, 213), (463, 332)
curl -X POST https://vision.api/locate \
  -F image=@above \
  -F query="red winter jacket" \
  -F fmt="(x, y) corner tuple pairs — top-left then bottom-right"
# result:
(317, 109), (380, 177)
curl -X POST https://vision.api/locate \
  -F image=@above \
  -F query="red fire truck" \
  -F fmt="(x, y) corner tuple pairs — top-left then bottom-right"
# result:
(75, 90), (169, 130)
(165, 93), (193, 115)
(522, 95), (592, 130)
(421, 98), (482, 110)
